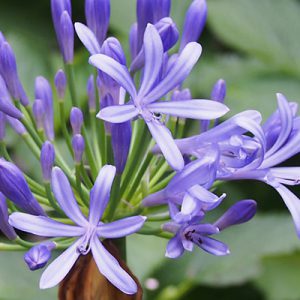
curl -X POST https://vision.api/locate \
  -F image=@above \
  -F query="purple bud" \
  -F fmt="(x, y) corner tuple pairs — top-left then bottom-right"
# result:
(0, 112), (5, 140)
(211, 79), (226, 103)
(171, 88), (192, 101)
(6, 116), (26, 135)
(87, 75), (96, 111)
(0, 159), (45, 215)
(0, 192), (17, 240)
(60, 11), (74, 63)
(101, 37), (126, 65)
(85, 0), (110, 46)
(180, 0), (207, 51)
(24, 241), (56, 271)
(32, 99), (45, 130)
(129, 23), (138, 60)
(35, 76), (54, 141)
(153, 0), (171, 22)
(70, 107), (84, 135)
(0, 75), (23, 119)
(111, 122), (132, 174)
(54, 69), (67, 99)
(40, 141), (55, 182)
(214, 200), (257, 231)
(72, 134), (85, 163)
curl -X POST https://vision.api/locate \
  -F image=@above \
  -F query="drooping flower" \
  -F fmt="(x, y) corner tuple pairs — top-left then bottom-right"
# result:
(9, 165), (146, 294)
(0, 192), (17, 240)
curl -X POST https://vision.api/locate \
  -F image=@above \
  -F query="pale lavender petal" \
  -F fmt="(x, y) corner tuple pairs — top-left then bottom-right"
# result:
(89, 165), (116, 225)
(185, 224), (219, 235)
(165, 234), (184, 258)
(51, 167), (88, 227)
(97, 216), (146, 238)
(146, 119), (184, 171)
(40, 237), (83, 289)
(141, 189), (168, 206)
(182, 239), (194, 252)
(89, 54), (137, 99)
(181, 193), (198, 215)
(162, 221), (180, 234)
(9, 212), (84, 237)
(148, 100), (229, 119)
(168, 201), (180, 220)
(195, 236), (230, 256)
(75, 22), (101, 55)
(97, 105), (138, 123)
(91, 236), (137, 294)
(270, 167), (300, 185)
(138, 24), (163, 99)
(143, 42), (202, 104)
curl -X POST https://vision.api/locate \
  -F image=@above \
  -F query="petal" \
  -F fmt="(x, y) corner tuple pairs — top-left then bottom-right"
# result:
(97, 216), (146, 238)
(146, 119), (184, 171)
(148, 100), (229, 120)
(182, 239), (194, 252)
(89, 165), (116, 225)
(91, 236), (137, 294)
(89, 54), (137, 99)
(141, 189), (168, 206)
(9, 212), (84, 237)
(188, 224), (219, 235)
(39, 237), (83, 289)
(75, 22), (101, 55)
(165, 234), (184, 258)
(181, 192), (199, 215)
(143, 42), (202, 104)
(51, 167), (88, 227)
(97, 105), (138, 123)
(270, 167), (300, 185)
(195, 236), (230, 256)
(168, 201), (180, 220)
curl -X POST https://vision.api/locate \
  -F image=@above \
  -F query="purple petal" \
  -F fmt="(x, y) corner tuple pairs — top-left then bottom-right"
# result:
(97, 216), (146, 238)
(141, 189), (169, 206)
(9, 212), (84, 237)
(146, 119), (184, 171)
(75, 22), (101, 55)
(138, 24), (163, 99)
(89, 165), (116, 225)
(165, 234), (184, 258)
(148, 99), (229, 120)
(181, 193), (199, 215)
(89, 54), (137, 99)
(51, 167), (88, 227)
(162, 221), (180, 234)
(195, 236), (230, 256)
(97, 105), (138, 123)
(143, 42), (202, 104)
(40, 237), (83, 289)
(0, 193), (16, 240)
(269, 167), (300, 185)
(91, 236), (137, 294)
(168, 201), (181, 220)
(182, 239), (194, 252)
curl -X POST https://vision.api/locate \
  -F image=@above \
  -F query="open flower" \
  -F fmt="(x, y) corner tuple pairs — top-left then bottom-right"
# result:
(9, 165), (146, 294)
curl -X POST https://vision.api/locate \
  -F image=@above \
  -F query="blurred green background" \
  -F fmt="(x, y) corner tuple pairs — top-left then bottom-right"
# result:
(1, 0), (300, 299)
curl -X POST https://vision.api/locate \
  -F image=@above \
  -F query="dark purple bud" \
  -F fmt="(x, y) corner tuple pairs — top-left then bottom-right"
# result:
(54, 69), (67, 99)
(6, 116), (26, 135)
(180, 0), (207, 51)
(35, 76), (54, 141)
(85, 0), (110, 46)
(155, 18), (179, 52)
(211, 79), (226, 103)
(0, 159), (45, 215)
(111, 122), (132, 174)
(171, 88), (192, 102)
(0, 75), (23, 119)
(70, 107), (84, 135)
(87, 75), (96, 111)
(129, 23), (138, 60)
(0, 192), (17, 240)
(24, 241), (56, 271)
(0, 112), (5, 141)
(40, 141), (55, 182)
(32, 99), (45, 130)
(72, 134), (85, 163)
(153, 0), (171, 22)
(214, 200), (257, 231)
(60, 11), (74, 63)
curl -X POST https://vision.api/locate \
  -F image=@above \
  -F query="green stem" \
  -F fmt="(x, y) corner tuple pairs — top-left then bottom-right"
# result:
(65, 63), (78, 107)
(90, 110), (102, 168)
(105, 174), (121, 221)
(150, 172), (175, 193)
(75, 164), (89, 206)
(80, 163), (93, 189)
(0, 243), (25, 251)
(106, 134), (114, 165)
(58, 101), (73, 154)
(44, 182), (64, 214)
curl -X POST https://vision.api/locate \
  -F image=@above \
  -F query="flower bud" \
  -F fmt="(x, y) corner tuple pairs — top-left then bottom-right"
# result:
(35, 76), (54, 141)
(60, 11), (74, 63)
(87, 75), (96, 111)
(24, 241), (56, 271)
(155, 18), (179, 52)
(211, 79), (226, 103)
(32, 99), (45, 130)
(0, 159), (45, 215)
(101, 37), (126, 65)
(54, 69), (67, 99)
(153, 0), (171, 22)
(6, 116), (27, 135)
(0, 112), (5, 141)
(171, 88), (192, 102)
(111, 122), (132, 174)
(129, 23), (138, 60)
(180, 0), (207, 51)
(0, 192), (17, 240)
(40, 141), (55, 182)
(85, 0), (110, 46)
(70, 107), (84, 135)
(72, 134), (85, 164)
(214, 200), (257, 231)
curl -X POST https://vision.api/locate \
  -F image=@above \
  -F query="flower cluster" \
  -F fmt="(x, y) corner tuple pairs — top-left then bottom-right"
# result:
(0, 0), (298, 296)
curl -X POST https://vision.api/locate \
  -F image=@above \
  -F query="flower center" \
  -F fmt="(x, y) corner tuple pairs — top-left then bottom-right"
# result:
(77, 226), (96, 255)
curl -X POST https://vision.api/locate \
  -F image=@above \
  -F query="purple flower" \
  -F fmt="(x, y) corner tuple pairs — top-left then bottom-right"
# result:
(72, 134), (85, 163)
(0, 159), (45, 216)
(9, 165), (146, 294)
(32, 99), (45, 131)
(0, 192), (17, 240)
(54, 69), (67, 99)
(40, 141), (55, 182)
(70, 107), (84, 135)
(24, 241), (56, 271)
(6, 116), (27, 135)
(87, 75), (96, 111)
(90, 24), (229, 170)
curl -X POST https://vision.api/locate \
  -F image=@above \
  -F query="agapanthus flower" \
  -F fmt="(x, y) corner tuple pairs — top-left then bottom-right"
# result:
(89, 24), (229, 170)
(9, 165), (146, 294)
